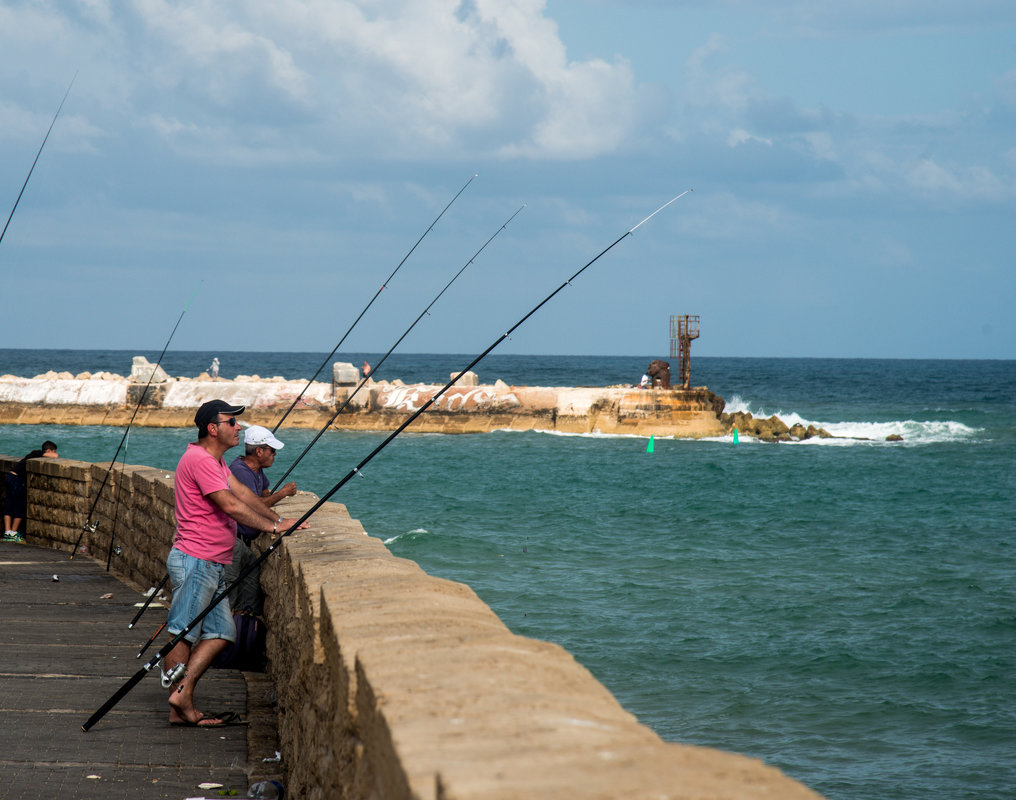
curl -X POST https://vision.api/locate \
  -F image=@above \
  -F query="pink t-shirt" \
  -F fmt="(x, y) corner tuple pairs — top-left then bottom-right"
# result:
(173, 442), (237, 564)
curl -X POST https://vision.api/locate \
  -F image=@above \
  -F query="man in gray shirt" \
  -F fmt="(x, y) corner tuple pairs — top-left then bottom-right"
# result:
(225, 425), (298, 615)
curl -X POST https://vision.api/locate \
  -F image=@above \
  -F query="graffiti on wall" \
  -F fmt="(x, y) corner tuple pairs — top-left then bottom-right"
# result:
(379, 385), (521, 413)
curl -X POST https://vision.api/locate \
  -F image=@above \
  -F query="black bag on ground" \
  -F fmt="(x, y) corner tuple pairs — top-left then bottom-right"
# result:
(212, 609), (267, 672)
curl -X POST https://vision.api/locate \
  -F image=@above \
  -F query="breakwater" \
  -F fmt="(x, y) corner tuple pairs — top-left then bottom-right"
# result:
(1, 452), (823, 799)
(0, 356), (728, 437)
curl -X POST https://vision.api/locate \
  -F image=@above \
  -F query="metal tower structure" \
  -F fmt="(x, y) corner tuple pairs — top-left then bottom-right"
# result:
(669, 315), (700, 389)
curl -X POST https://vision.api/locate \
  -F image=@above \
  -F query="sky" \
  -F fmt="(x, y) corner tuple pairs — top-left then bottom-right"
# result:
(1, 0), (1013, 360)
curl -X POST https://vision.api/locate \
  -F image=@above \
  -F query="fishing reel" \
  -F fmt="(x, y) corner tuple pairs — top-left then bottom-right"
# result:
(160, 662), (187, 690)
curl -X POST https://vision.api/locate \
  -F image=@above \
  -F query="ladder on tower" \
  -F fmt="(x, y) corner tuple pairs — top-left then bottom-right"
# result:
(669, 315), (700, 389)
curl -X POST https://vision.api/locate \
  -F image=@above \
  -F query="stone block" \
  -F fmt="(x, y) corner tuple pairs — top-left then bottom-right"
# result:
(451, 370), (479, 386)
(332, 361), (359, 386)
(130, 356), (171, 383)
(127, 382), (167, 407)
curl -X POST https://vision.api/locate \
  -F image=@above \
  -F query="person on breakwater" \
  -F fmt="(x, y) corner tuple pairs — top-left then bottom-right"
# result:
(225, 425), (298, 616)
(209, 357), (220, 379)
(4, 441), (59, 543)
(163, 400), (307, 727)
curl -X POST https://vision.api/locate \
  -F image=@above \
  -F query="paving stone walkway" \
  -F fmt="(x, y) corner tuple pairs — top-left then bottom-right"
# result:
(0, 542), (277, 800)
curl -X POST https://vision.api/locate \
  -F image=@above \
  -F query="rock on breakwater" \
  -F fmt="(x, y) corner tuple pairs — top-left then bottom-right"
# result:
(721, 410), (834, 442)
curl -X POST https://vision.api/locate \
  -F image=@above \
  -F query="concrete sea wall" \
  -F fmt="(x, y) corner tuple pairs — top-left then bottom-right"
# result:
(1, 454), (823, 799)
(0, 359), (727, 437)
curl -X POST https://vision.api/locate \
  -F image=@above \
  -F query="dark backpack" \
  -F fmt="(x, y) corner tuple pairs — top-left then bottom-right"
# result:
(212, 610), (267, 672)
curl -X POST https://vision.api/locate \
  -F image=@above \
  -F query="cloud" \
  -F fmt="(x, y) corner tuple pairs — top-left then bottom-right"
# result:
(904, 158), (1010, 201)
(684, 34), (753, 115)
(0, 0), (646, 163)
(0, 101), (55, 143)
(676, 190), (797, 242)
(669, 21), (1016, 209)
(727, 129), (771, 148)
(674, 40), (849, 186)
(133, 0), (315, 106)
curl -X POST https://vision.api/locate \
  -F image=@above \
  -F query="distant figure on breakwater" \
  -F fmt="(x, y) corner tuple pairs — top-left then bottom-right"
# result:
(640, 372), (650, 389)
(362, 360), (371, 377)
(4, 441), (58, 543)
(209, 357), (220, 380)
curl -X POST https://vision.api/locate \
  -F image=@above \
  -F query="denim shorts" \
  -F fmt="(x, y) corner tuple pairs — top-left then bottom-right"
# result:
(166, 547), (236, 644)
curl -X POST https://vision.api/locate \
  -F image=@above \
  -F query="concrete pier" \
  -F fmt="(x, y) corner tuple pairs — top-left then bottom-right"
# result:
(0, 542), (281, 799)
(0, 453), (825, 800)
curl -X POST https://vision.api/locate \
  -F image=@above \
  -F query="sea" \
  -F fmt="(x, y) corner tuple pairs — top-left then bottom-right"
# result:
(2, 349), (1013, 800)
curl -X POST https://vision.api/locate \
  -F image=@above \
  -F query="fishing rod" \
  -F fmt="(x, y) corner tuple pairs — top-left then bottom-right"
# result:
(128, 574), (169, 628)
(271, 174), (477, 432)
(136, 621), (167, 659)
(0, 73), (77, 248)
(71, 281), (203, 559)
(104, 429), (131, 571)
(82, 190), (690, 732)
(270, 203), (526, 493)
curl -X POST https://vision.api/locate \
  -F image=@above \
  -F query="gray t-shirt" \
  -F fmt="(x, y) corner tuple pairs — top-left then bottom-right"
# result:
(229, 457), (268, 542)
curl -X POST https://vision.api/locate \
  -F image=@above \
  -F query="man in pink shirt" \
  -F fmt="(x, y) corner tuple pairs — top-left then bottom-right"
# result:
(164, 399), (306, 727)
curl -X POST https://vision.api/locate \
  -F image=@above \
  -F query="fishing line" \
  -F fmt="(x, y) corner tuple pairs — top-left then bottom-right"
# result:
(71, 280), (203, 559)
(271, 174), (478, 432)
(82, 190), (690, 732)
(0, 73), (77, 248)
(271, 203), (526, 493)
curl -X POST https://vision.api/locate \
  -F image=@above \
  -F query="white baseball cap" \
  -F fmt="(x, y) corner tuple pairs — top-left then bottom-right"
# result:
(244, 425), (285, 450)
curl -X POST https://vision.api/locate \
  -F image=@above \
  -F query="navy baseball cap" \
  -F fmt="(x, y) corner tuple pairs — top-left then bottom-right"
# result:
(194, 399), (246, 431)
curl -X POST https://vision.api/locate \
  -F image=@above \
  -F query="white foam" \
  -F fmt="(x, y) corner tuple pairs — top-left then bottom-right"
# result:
(819, 418), (977, 445)
(722, 394), (754, 415)
(520, 428), (648, 440)
(384, 527), (430, 545)
(726, 395), (979, 446)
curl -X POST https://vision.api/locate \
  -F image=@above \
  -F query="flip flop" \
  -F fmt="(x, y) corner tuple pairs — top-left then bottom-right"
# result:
(170, 711), (248, 728)
(205, 710), (248, 727)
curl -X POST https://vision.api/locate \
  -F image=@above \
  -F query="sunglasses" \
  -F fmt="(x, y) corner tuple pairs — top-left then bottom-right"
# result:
(214, 417), (239, 427)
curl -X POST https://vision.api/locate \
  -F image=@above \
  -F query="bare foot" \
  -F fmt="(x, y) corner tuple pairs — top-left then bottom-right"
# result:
(169, 704), (234, 726)
(168, 693), (206, 725)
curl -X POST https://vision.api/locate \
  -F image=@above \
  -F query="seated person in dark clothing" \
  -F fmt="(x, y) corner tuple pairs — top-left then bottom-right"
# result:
(4, 442), (59, 543)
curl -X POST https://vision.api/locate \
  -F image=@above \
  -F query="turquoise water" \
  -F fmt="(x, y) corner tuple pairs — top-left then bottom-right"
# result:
(2, 351), (1014, 800)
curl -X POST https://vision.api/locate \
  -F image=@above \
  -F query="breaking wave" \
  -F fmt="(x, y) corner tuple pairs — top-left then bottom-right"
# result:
(383, 527), (431, 545)
(722, 395), (979, 446)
